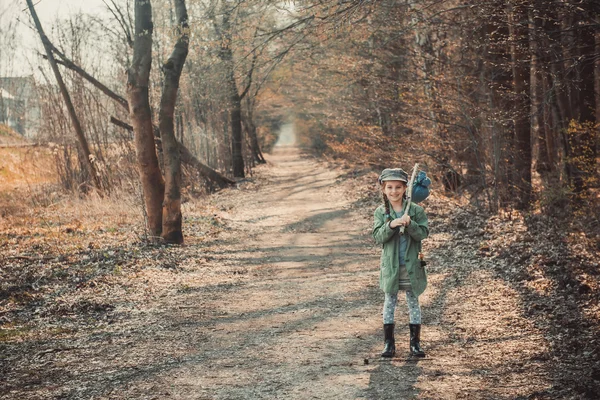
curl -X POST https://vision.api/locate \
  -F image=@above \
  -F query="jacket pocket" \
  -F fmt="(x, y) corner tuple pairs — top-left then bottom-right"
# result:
(380, 258), (393, 279)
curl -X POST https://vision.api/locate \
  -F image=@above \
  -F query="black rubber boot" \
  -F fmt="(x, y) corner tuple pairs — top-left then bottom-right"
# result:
(409, 323), (426, 358)
(381, 323), (395, 358)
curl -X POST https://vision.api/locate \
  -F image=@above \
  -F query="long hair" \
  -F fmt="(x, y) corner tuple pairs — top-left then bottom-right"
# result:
(382, 192), (391, 222)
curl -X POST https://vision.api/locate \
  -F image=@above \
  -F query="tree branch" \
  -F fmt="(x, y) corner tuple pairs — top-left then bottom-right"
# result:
(109, 117), (235, 187)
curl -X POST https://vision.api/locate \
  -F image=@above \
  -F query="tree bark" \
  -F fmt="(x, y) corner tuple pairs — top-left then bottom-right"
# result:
(26, 0), (102, 192)
(242, 105), (266, 164)
(240, 47), (264, 165)
(218, 8), (245, 178)
(540, 66), (557, 172)
(127, 0), (165, 238)
(568, 24), (597, 196)
(595, 30), (600, 135)
(507, 0), (532, 209)
(560, 10), (578, 119)
(229, 75), (245, 178)
(482, 5), (513, 211)
(408, 3), (445, 142)
(158, 0), (189, 244)
(528, 2), (551, 175)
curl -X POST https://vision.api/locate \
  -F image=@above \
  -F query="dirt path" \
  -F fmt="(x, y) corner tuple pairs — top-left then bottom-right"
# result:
(122, 145), (386, 399)
(4, 145), (595, 399)
(93, 145), (550, 399)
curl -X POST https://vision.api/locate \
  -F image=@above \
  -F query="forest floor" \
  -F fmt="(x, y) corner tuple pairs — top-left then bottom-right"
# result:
(1, 145), (600, 399)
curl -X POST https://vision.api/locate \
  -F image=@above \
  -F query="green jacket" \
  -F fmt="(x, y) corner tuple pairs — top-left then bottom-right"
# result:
(372, 202), (429, 295)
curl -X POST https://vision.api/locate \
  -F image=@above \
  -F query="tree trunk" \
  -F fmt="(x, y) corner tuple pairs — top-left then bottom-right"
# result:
(567, 24), (597, 196)
(549, 60), (571, 130)
(243, 106), (266, 164)
(595, 30), (600, 164)
(596, 31), (600, 130)
(248, 121), (265, 164)
(229, 80), (245, 178)
(26, 0), (102, 192)
(540, 6), (571, 184)
(127, 0), (165, 238)
(507, 0), (532, 209)
(540, 67), (557, 172)
(560, 11), (578, 119)
(482, 6), (513, 211)
(529, 2), (551, 175)
(408, 3), (445, 142)
(158, 0), (189, 244)
(218, 10), (245, 178)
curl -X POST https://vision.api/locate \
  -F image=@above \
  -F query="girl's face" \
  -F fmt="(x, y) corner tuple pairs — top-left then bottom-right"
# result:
(383, 180), (407, 204)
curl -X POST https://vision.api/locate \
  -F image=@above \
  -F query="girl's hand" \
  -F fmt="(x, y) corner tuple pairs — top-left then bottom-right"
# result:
(400, 215), (411, 226)
(391, 215), (411, 228)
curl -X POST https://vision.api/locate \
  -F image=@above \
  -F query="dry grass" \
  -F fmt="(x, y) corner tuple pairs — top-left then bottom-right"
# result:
(0, 124), (28, 145)
(0, 146), (57, 189)
(0, 140), (145, 222)
(0, 144), (60, 220)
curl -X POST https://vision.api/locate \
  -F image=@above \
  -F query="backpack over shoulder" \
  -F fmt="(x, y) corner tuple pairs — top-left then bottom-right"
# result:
(412, 170), (431, 204)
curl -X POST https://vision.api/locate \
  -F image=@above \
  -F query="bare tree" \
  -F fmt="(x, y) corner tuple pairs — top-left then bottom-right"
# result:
(507, 0), (532, 209)
(211, 1), (246, 178)
(26, 0), (102, 192)
(127, 0), (165, 239)
(159, 0), (189, 243)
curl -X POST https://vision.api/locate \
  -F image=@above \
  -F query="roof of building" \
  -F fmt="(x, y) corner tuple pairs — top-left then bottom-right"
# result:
(0, 87), (15, 100)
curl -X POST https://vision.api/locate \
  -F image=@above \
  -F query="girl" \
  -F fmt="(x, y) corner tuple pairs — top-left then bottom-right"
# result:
(373, 168), (429, 358)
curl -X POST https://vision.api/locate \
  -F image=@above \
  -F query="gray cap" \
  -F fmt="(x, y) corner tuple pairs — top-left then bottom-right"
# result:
(378, 168), (408, 183)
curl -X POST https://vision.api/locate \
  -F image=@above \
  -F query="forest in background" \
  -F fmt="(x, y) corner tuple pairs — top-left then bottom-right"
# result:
(0, 0), (598, 284)
(1, 1), (600, 398)
(2, 0), (599, 239)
